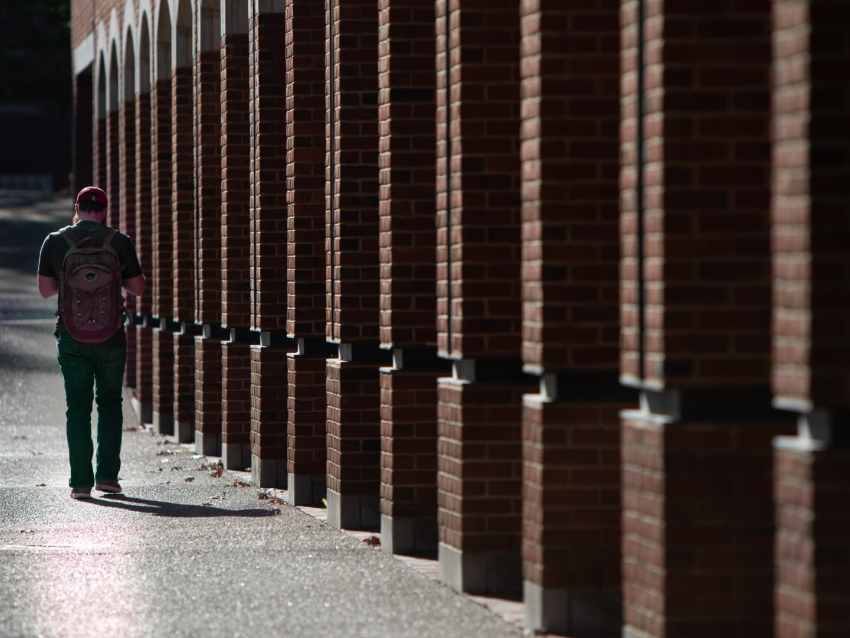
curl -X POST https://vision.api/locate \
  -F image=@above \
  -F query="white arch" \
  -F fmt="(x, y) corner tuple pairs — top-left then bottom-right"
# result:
(137, 0), (154, 92)
(222, 0), (249, 35)
(174, 0), (194, 68)
(94, 21), (109, 118)
(121, 0), (138, 99)
(153, 0), (173, 81)
(199, 0), (221, 52)
(104, 10), (121, 112)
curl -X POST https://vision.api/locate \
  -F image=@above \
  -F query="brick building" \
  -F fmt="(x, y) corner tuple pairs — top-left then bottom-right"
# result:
(69, 1), (849, 636)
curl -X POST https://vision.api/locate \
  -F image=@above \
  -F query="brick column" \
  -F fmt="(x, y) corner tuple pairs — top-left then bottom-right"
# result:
(152, 76), (175, 435)
(249, 1), (296, 487)
(94, 61), (107, 191)
(284, 0), (335, 505)
(106, 105), (120, 234)
(220, 12), (257, 471)
(518, 1), (634, 634)
(771, 3), (850, 638)
(376, 0), (447, 554)
(72, 69), (93, 195)
(134, 89), (154, 424)
(619, 3), (795, 638)
(324, 0), (389, 531)
(172, 61), (199, 444)
(119, 95), (138, 391)
(194, 9), (225, 456)
(434, 0), (533, 594)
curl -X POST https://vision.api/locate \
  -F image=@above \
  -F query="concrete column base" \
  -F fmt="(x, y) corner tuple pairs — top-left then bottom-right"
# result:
(175, 420), (194, 444)
(130, 398), (153, 425)
(223, 443), (251, 471)
(438, 543), (522, 594)
(381, 514), (437, 555)
(287, 473), (326, 506)
(251, 454), (287, 488)
(195, 431), (221, 457)
(523, 581), (621, 637)
(326, 489), (380, 530)
(153, 412), (173, 436)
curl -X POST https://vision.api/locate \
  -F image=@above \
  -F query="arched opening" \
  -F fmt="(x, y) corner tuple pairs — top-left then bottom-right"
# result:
(200, 0), (221, 52)
(139, 15), (151, 93)
(156, 2), (172, 80)
(97, 55), (107, 120)
(108, 43), (119, 113)
(175, 0), (192, 68)
(124, 32), (136, 102)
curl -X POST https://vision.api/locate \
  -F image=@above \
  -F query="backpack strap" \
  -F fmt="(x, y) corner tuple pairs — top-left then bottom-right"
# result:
(60, 228), (80, 248)
(100, 228), (118, 247)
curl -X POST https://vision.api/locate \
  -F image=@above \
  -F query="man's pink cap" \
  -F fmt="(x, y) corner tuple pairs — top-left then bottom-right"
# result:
(76, 186), (108, 208)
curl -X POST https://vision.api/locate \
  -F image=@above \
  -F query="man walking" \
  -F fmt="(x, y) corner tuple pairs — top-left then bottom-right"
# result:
(37, 187), (146, 499)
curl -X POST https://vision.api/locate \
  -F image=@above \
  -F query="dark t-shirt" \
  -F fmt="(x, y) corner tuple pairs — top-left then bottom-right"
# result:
(37, 221), (143, 341)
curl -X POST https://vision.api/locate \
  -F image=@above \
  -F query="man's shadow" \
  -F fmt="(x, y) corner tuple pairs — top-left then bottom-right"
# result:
(83, 494), (275, 518)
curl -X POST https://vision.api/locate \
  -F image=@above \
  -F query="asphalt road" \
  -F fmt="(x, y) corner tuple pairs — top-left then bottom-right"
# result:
(0, 196), (524, 638)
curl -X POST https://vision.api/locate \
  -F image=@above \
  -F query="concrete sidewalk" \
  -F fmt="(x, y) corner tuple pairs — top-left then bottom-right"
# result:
(0, 322), (525, 638)
(0, 196), (525, 638)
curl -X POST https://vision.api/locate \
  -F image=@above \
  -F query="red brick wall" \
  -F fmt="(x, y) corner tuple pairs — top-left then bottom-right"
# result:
(106, 108), (120, 229)
(119, 97), (137, 389)
(771, 0), (850, 408)
(522, 399), (621, 590)
(377, 0), (437, 350)
(135, 90), (153, 318)
(620, 0), (774, 388)
(194, 336), (222, 441)
(152, 78), (173, 321)
(285, 0), (326, 339)
(221, 30), (254, 467)
(284, 0), (329, 503)
(519, 3), (625, 626)
(194, 49), (223, 326)
(324, 0), (380, 344)
(250, 345), (290, 461)
(249, 10), (289, 333)
(172, 67), (195, 324)
(435, 0), (522, 360)
(326, 359), (382, 503)
(520, 0), (620, 374)
(221, 33), (252, 330)
(774, 445), (850, 638)
(222, 342), (253, 455)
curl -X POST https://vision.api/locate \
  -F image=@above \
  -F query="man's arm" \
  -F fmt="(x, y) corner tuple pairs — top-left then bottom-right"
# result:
(38, 275), (59, 298)
(123, 274), (146, 297)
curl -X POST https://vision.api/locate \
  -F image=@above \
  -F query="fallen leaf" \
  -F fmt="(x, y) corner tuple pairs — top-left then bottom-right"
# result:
(184, 477), (195, 482)
(35, 484), (46, 487)
(270, 508), (281, 515)
(258, 493), (268, 500)
(171, 466), (183, 471)
(363, 536), (381, 548)
(13, 435), (26, 440)
(268, 497), (284, 505)
(209, 467), (223, 478)
(123, 427), (137, 432)
(202, 503), (212, 507)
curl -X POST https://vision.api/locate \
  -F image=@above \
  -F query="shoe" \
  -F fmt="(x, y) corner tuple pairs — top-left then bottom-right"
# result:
(95, 480), (122, 494)
(70, 487), (92, 499)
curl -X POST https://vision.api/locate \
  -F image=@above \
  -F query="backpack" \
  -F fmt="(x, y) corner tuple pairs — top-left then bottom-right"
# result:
(56, 227), (126, 343)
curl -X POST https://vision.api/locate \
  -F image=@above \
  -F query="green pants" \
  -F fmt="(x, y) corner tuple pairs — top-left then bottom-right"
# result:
(56, 332), (127, 488)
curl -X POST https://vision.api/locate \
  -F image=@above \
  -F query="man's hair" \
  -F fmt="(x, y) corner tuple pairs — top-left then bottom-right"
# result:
(78, 199), (107, 213)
